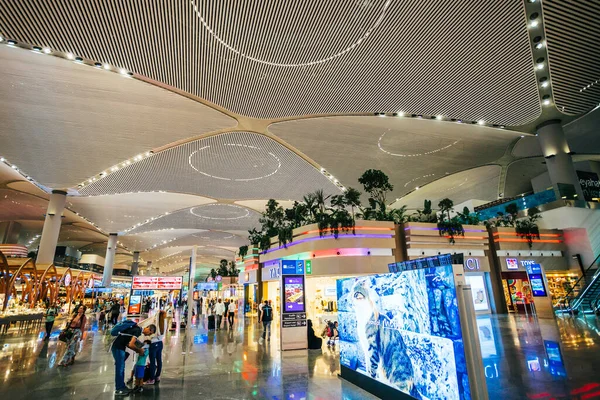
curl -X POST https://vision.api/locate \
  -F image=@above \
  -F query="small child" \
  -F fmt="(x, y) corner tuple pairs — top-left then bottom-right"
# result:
(133, 340), (151, 393)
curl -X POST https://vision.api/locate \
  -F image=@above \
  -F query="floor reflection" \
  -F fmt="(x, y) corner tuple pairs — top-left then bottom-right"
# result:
(0, 312), (599, 399)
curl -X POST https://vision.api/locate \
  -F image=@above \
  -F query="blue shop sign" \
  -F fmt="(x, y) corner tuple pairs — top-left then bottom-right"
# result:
(281, 260), (304, 275)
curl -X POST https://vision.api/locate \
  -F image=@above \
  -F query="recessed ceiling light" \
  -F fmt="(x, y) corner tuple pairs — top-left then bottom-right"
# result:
(478, 120), (485, 125)
(535, 42), (544, 50)
(543, 99), (551, 106)
(436, 115), (443, 121)
(119, 68), (128, 75)
(536, 63), (544, 70)
(541, 81), (549, 88)
(103, 63), (111, 70)
(520, 135), (525, 138)
(415, 186), (420, 190)
(0, 157), (5, 162)
(0, 36), (3, 42)
(43, 47), (51, 54)
(7, 40), (17, 46)
(530, 20), (539, 28)
(11, 165), (18, 170)
(66, 52), (74, 60)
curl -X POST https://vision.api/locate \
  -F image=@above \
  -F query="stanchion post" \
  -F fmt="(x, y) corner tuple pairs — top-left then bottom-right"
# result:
(456, 284), (489, 400)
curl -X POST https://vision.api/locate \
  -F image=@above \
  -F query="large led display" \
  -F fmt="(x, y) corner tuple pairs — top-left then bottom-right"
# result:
(337, 266), (470, 400)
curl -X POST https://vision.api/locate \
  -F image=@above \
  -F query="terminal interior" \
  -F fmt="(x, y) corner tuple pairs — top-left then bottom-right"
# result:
(1, 2), (600, 399)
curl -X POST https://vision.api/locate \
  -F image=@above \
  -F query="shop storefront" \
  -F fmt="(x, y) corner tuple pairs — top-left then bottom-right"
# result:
(546, 272), (580, 307)
(463, 256), (493, 314)
(239, 269), (258, 315)
(262, 263), (281, 314)
(498, 256), (568, 315)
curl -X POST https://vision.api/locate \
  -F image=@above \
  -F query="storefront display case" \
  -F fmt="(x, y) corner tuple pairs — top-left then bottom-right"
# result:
(546, 273), (581, 306)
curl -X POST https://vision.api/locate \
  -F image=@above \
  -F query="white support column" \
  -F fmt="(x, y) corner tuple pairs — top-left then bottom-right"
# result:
(37, 190), (67, 264)
(130, 251), (140, 276)
(536, 120), (585, 200)
(102, 233), (118, 287)
(187, 246), (197, 330)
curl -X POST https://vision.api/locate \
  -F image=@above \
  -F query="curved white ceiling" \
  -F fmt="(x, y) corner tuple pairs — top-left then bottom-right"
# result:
(0, 0), (540, 125)
(505, 158), (547, 197)
(79, 131), (341, 200)
(67, 192), (215, 233)
(392, 165), (502, 210)
(118, 229), (208, 253)
(270, 116), (521, 199)
(127, 203), (261, 235)
(0, 45), (236, 189)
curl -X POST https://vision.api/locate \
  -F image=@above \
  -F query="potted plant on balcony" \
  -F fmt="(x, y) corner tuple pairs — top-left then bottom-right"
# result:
(515, 207), (541, 248)
(436, 198), (465, 244)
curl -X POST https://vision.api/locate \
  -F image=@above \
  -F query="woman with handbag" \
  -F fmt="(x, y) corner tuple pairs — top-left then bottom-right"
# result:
(58, 305), (87, 367)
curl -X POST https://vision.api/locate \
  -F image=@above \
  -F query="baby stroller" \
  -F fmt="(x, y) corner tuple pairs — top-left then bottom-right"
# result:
(322, 320), (339, 347)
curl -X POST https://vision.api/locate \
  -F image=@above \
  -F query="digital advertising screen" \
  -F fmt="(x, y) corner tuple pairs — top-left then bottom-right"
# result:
(283, 275), (305, 313)
(337, 265), (470, 400)
(529, 274), (547, 297)
(544, 340), (566, 376)
(128, 295), (142, 314)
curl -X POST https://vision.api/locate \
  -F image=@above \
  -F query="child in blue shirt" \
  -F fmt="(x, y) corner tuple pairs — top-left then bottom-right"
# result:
(133, 340), (151, 393)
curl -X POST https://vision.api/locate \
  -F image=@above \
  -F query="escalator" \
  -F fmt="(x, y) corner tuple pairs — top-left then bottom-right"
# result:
(563, 254), (600, 314)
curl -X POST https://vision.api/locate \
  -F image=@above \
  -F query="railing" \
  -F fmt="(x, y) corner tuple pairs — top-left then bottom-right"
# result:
(477, 189), (556, 220)
(565, 253), (600, 311)
(590, 291), (600, 314)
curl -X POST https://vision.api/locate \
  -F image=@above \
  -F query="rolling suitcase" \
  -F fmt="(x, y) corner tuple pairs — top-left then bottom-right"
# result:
(208, 315), (216, 331)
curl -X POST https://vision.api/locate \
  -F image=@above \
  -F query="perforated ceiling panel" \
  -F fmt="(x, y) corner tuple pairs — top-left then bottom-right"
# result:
(0, 0), (540, 125)
(67, 192), (215, 233)
(543, 1), (600, 115)
(79, 132), (340, 200)
(119, 229), (207, 252)
(270, 117), (521, 200)
(127, 204), (261, 235)
(0, 46), (236, 189)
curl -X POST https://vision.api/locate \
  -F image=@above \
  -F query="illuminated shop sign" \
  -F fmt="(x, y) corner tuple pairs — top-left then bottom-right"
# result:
(269, 267), (280, 279)
(132, 276), (182, 290)
(465, 258), (480, 271)
(506, 258), (519, 270)
(281, 260), (304, 275)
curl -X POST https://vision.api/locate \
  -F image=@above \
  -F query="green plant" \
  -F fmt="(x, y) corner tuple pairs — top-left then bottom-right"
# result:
(238, 245), (249, 259)
(515, 207), (542, 248)
(217, 259), (229, 277)
(358, 169), (394, 205)
(209, 268), (217, 279)
(436, 198), (464, 244)
(457, 206), (480, 225)
(410, 199), (437, 222)
(227, 261), (239, 277)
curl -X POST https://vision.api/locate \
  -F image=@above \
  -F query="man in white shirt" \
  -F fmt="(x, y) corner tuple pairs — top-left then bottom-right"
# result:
(214, 299), (226, 330)
(227, 299), (236, 329)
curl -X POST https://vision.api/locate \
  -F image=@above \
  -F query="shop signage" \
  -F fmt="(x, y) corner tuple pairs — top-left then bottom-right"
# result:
(506, 258), (519, 270)
(196, 282), (219, 291)
(282, 313), (306, 321)
(521, 260), (536, 268)
(305, 260), (312, 275)
(281, 260), (304, 275)
(128, 295), (142, 314)
(282, 320), (307, 328)
(269, 267), (280, 279)
(132, 276), (183, 290)
(465, 258), (480, 271)
(577, 171), (600, 202)
(64, 272), (72, 286)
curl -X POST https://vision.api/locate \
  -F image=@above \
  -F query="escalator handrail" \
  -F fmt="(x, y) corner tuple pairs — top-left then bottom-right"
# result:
(566, 253), (600, 310)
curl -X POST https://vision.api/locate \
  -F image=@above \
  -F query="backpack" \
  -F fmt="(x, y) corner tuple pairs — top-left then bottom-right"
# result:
(111, 319), (137, 337)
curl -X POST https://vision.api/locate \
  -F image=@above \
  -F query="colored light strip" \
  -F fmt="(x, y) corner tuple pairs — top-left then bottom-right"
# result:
(494, 238), (562, 243)
(493, 232), (561, 238)
(405, 227), (486, 233)
(264, 234), (393, 254)
(298, 227), (394, 236)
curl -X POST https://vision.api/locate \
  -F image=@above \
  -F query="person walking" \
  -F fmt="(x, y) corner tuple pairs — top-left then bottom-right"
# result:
(214, 298), (225, 330)
(44, 301), (60, 340)
(227, 299), (236, 329)
(111, 323), (156, 396)
(144, 310), (166, 384)
(58, 306), (87, 366)
(260, 300), (273, 342)
(110, 300), (120, 325)
(258, 299), (264, 321)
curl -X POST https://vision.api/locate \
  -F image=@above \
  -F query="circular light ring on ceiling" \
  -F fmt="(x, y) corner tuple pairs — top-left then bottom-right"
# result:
(190, 0), (392, 68)
(378, 131), (460, 157)
(403, 173), (436, 187)
(188, 144), (282, 181)
(190, 204), (250, 220)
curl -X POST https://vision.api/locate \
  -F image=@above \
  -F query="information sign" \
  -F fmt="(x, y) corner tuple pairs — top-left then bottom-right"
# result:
(132, 276), (183, 290)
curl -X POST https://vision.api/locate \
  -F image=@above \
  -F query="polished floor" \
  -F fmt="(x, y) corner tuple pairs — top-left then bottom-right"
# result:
(0, 312), (599, 399)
